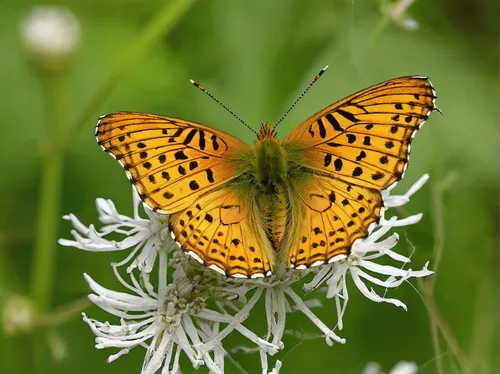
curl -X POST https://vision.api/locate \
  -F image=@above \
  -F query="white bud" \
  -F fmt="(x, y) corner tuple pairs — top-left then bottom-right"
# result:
(387, 0), (419, 30)
(48, 331), (68, 361)
(20, 6), (81, 72)
(2, 295), (36, 335)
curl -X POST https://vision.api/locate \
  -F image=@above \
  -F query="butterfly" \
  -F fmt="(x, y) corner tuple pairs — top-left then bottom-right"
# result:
(96, 68), (439, 279)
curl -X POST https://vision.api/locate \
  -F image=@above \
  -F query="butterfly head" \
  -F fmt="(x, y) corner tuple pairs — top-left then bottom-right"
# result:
(257, 122), (278, 141)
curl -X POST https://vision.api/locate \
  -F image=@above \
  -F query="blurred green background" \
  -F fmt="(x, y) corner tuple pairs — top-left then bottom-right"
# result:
(0, 0), (498, 373)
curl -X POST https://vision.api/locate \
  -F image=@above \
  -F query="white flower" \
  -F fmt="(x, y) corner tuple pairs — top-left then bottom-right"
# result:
(62, 174), (433, 373)
(223, 272), (346, 373)
(363, 361), (418, 374)
(386, 0), (419, 30)
(2, 295), (36, 335)
(21, 6), (81, 70)
(83, 249), (279, 374)
(230, 176), (432, 373)
(59, 192), (169, 273)
(303, 175), (433, 330)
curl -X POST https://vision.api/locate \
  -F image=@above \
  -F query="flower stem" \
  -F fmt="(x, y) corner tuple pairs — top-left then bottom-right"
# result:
(417, 182), (470, 374)
(62, 0), (195, 150)
(371, 0), (390, 56)
(36, 297), (90, 328)
(31, 73), (67, 373)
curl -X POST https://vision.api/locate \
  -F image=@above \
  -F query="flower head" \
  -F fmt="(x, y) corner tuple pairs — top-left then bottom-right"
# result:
(363, 361), (418, 374)
(21, 6), (81, 72)
(59, 192), (169, 273)
(83, 246), (280, 374)
(2, 295), (36, 335)
(385, 0), (419, 30)
(61, 174), (433, 373)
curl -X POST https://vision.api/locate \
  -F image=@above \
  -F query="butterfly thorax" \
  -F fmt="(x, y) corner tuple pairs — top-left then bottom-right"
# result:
(254, 122), (286, 186)
(253, 122), (289, 249)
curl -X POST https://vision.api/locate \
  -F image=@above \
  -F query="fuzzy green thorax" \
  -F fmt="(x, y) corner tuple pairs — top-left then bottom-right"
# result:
(254, 122), (287, 187)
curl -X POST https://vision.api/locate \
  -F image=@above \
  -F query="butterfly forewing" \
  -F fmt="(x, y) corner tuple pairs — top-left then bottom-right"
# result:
(96, 112), (250, 213)
(283, 76), (438, 190)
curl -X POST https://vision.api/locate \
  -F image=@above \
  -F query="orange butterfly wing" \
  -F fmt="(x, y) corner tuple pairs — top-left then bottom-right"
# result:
(96, 112), (250, 213)
(97, 112), (274, 277)
(169, 187), (273, 278)
(284, 76), (438, 190)
(287, 175), (382, 268)
(283, 76), (439, 268)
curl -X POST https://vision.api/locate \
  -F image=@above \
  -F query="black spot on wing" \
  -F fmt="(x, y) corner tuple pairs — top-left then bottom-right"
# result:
(355, 151), (366, 161)
(189, 160), (198, 170)
(210, 134), (218, 150)
(336, 109), (359, 122)
(325, 114), (344, 132)
(317, 119), (326, 138)
(183, 129), (197, 145)
(189, 180), (200, 190)
(174, 150), (188, 160)
(324, 154), (332, 167)
(334, 158), (343, 171)
(206, 169), (215, 183)
(199, 131), (206, 150)
(352, 167), (363, 177)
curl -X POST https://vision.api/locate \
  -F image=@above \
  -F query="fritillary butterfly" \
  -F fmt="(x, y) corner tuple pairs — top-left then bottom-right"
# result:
(96, 68), (440, 278)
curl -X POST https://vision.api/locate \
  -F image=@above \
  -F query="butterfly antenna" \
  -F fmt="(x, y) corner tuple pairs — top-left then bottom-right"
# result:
(190, 79), (258, 136)
(273, 65), (329, 130)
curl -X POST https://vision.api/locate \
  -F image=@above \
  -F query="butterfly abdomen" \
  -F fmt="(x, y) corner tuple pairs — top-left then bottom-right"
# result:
(258, 183), (288, 250)
(251, 124), (291, 251)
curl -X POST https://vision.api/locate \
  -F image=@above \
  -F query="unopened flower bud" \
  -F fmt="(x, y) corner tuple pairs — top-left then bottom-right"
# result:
(20, 6), (80, 73)
(2, 295), (35, 335)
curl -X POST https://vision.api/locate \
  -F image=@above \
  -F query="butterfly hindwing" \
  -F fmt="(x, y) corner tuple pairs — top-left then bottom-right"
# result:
(287, 174), (383, 268)
(283, 76), (438, 190)
(96, 112), (250, 213)
(169, 187), (273, 278)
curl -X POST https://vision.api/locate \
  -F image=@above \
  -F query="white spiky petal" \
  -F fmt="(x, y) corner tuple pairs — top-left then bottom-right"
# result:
(60, 174), (433, 373)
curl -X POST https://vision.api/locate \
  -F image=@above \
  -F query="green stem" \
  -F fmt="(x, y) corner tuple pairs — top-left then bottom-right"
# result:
(371, 15), (389, 57)
(417, 182), (470, 373)
(62, 0), (194, 150)
(36, 297), (91, 328)
(32, 74), (66, 312)
(371, 0), (390, 57)
(31, 73), (67, 373)
(28, 2), (194, 368)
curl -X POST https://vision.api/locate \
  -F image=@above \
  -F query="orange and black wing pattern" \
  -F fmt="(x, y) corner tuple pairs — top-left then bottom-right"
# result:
(96, 112), (250, 213)
(284, 76), (439, 268)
